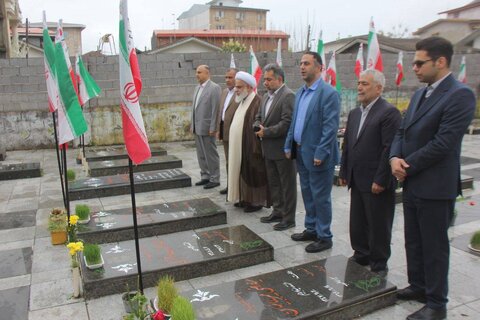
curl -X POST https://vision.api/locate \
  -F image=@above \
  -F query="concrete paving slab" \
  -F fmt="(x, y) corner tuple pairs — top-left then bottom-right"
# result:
(0, 286), (29, 320)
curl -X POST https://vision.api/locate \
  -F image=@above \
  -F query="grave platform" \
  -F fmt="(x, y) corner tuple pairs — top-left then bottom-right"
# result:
(88, 155), (182, 177)
(68, 169), (191, 200)
(0, 163), (41, 180)
(84, 146), (167, 162)
(80, 225), (274, 299)
(77, 198), (227, 243)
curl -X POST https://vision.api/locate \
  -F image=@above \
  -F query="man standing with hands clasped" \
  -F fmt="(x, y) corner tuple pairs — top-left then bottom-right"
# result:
(254, 63), (297, 231)
(390, 37), (475, 320)
(339, 69), (401, 275)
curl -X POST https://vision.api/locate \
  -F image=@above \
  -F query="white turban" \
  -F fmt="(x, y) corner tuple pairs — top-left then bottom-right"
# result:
(235, 71), (257, 88)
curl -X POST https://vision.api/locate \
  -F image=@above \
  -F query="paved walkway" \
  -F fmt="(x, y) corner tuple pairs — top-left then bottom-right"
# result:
(0, 135), (479, 320)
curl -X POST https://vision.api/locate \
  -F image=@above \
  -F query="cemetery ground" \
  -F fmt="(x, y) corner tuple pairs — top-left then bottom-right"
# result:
(0, 135), (480, 320)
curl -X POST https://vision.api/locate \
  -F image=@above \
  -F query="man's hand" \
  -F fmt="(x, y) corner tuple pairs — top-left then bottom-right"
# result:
(285, 152), (291, 159)
(338, 178), (347, 187)
(390, 157), (409, 182)
(371, 182), (385, 194)
(209, 130), (216, 137)
(313, 158), (322, 166)
(255, 124), (265, 138)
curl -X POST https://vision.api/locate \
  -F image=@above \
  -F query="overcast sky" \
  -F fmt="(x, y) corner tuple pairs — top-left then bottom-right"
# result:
(20, 0), (469, 53)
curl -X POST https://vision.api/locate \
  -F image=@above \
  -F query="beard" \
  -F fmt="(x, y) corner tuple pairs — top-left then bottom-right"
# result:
(234, 89), (249, 103)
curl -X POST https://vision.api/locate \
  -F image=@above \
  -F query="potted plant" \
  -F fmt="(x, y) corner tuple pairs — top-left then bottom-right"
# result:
(48, 208), (67, 245)
(170, 296), (196, 320)
(83, 243), (104, 269)
(75, 204), (91, 224)
(154, 275), (178, 318)
(67, 169), (76, 181)
(123, 291), (153, 320)
(469, 230), (480, 253)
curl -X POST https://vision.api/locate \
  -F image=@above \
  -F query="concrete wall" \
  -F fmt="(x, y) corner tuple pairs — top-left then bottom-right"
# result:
(0, 51), (479, 150)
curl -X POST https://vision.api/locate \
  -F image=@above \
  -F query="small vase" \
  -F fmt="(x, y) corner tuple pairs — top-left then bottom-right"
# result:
(50, 231), (67, 245)
(72, 267), (81, 298)
(78, 216), (90, 225)
(84, 254), (105, 270)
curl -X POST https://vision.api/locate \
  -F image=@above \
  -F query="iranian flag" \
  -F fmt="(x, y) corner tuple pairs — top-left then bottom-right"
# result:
(326, 51), (342, 92)
(458, 56), (466, 83)
(42, 12), (60, 113)
(249, 45), (262, 89)
(120, 0), (151, 164)
(366, 17), (383, 71)
(230, 53), (236, 68)
(56, 20), (79, 96)
(53, 21), (88, 145)
(75, 54), (101, 106)
(276, 38), (282, 67)
(354, 43), (364, 78)
(317, 31), (326, 80)
(395, 51), (404, 86)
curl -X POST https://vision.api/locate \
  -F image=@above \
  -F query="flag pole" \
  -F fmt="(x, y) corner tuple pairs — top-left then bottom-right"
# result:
(52, 112), (67, 208)
(62, 144), (71, 221)
(395, 86), (399, 108)
(128, 158), (144, 293)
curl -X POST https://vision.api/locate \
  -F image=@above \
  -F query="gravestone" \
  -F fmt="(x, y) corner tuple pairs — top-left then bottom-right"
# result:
(77, 198), (227, 243)
(0, 163), (41, 180)
(85, 146), (167, 162)
(81, 225), (274, 299)
(186, 255), (396, 320)
(68, 169), (191, 200)
(0, 147), (5, 161)
(451, 232), (480, 257)
(88, 155), (182, 177)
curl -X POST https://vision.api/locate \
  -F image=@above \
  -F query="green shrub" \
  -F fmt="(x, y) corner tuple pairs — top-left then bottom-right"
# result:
(75, 204), (90, 220)
(170, 296), (195, 320)
(470, 230), (480, 249)
(157, 275), (178, 314)
(84, 244), (102, 265)
(66, 169), (76, 181)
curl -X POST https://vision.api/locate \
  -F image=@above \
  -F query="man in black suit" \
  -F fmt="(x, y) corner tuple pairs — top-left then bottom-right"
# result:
(390, 37), (476, 320)
(254, 63), (297, 231)
(339, 69), (401, 274)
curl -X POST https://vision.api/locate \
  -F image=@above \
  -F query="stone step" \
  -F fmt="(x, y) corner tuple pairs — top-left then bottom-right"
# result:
(77, 198), (227, 244)
(68, 169), (191, 200)
(84, 146), (167, 162)
(0, 163), (41, 180)
(88, 155), (182, 177)
(186, 255), (396, 320)
(80, 225), (274, 299)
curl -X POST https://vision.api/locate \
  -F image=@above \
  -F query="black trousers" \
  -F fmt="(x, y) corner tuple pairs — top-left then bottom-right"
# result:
(403, 186), (453, 309)
(349, 181), (395, 271)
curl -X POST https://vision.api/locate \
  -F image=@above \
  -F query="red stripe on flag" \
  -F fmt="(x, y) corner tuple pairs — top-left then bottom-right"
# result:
(121, 103), (150, 164)
(129, 50), (142, 95)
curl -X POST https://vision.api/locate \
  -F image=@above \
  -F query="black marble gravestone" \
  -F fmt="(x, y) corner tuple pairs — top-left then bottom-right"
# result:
(85, 146), (167, 162)
(68, 169), (191, 200)
(0, 163), (41, 180)
(451, 232), (480, 257)
(81, 225), (274, 299)
(186, 255), (396, 320)
(88, 155), (182, 177)
(77, 198), (227, 243)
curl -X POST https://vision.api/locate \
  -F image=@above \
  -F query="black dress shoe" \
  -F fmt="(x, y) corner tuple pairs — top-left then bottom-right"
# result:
(244, 205), (262, 213)
(260, 213), (282, 223)
(273, 221), (295, 231)
(407, 306), (446, 320)
(234, 202), (245, 208)
(195, 179), (209, 186)
(219, 188), (228, 195)
(397, 286), (427, 303)
(203, 182), (220, 189)
(349, 255), (369, 266)
(305, 239), (333, 253)
(291, 230), (317, 241)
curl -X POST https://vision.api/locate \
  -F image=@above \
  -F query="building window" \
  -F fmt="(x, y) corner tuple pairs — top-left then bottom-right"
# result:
(216, 25), (225, 30)
(216, 10), (224, 19)
(257, 14), (262, 21)
(236, 12), (244, 21)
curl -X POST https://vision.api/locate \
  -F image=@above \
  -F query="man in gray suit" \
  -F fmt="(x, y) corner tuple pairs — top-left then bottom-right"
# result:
(254, 64), (297, 231)
(191, 65), (222, 189)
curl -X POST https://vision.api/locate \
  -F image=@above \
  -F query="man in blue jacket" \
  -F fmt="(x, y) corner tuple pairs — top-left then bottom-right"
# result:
(284, 51), (340, 253)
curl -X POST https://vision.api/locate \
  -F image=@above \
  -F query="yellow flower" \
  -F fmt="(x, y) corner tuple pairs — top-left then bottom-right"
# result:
(69, 215), (79, 225)
(67, 241), (84, 256)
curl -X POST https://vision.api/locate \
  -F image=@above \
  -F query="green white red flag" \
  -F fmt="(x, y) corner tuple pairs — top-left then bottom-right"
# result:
(119, 0), (151, 164)
(395, 51), (404, 86)
(354, 43), (364, 78)
(75, 54), (101, 106)
(53, 20), (88, 145)
(276, 39), (282, 67)
(56, 20), (79, 96)
(326, 51), (342, 92)
(230, 53), (236, 68)
(317, 31), (326, 80)
(42, 11), (60, 113)
(458, 56), (466, 83)
(249, 45), (262, 89)
(366, 17), (383, 72)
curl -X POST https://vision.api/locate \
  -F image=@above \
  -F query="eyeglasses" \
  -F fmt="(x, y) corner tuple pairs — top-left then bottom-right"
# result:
(412, 59), (433, 68)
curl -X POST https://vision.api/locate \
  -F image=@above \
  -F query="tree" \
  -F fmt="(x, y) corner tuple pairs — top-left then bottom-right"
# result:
(221, 39), (246, 53)
(378, 23), (410, 38)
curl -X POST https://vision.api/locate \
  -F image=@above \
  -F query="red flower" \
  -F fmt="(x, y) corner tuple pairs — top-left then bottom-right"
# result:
(153, 311), (165, 320)
(469, 201), (476, 206)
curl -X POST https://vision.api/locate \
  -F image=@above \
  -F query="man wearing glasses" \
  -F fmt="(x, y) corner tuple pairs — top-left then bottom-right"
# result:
(390, 37), (476, 320)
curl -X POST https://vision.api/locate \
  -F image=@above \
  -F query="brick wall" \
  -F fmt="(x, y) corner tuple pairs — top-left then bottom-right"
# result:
(0, 51), (479, 150)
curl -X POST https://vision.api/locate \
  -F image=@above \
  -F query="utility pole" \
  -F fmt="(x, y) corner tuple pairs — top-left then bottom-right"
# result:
(306, 24), (311, 51)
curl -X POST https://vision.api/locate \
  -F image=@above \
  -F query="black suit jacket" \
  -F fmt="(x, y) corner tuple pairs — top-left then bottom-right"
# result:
(390, 74), (476, 199)
(340, 97), (401, 192)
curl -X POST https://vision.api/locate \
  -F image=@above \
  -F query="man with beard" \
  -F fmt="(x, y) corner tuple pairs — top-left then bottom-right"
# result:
(227, 71), (270, 212)
(216, 68), (239, 195)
